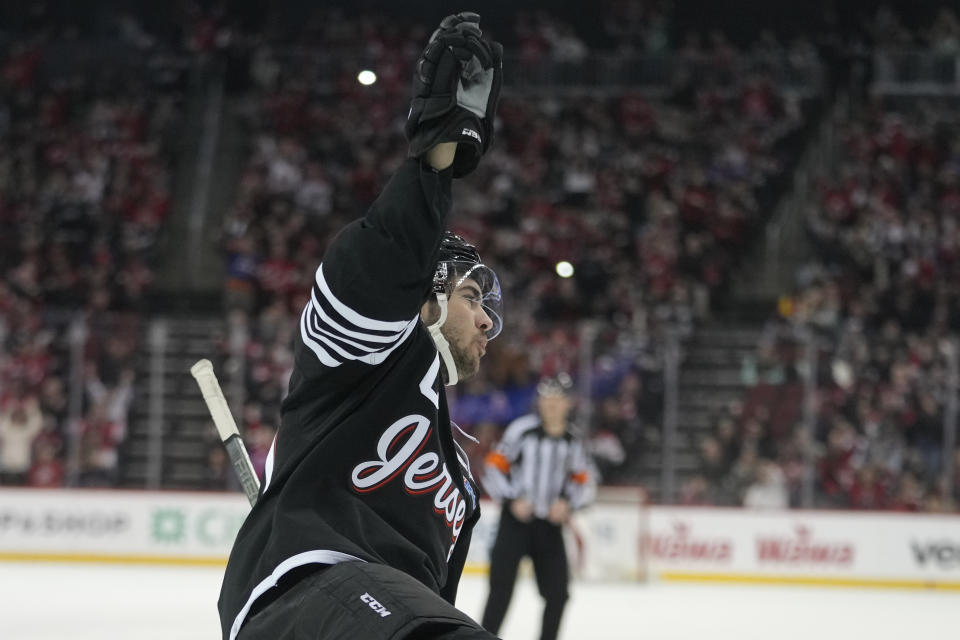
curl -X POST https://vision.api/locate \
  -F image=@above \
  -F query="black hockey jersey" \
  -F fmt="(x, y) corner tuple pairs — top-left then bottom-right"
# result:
(218, 159), (481, 640)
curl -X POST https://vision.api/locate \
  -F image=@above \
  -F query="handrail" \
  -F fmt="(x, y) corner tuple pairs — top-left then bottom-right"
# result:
(873, 50), (960, 94)
(265, 49), (825, 94)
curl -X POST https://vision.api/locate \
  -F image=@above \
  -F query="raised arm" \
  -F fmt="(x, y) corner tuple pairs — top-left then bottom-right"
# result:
(288, 14), (502, 390)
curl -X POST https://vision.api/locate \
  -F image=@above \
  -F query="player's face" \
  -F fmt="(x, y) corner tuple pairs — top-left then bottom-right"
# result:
(440, 277), (493, 380)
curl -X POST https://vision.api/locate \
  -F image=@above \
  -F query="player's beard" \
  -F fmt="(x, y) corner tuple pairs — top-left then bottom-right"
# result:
(441, 324), (481, 381)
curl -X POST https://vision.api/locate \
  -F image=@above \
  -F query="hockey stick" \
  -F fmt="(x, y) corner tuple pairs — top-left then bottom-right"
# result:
(190, 359), (261, 506)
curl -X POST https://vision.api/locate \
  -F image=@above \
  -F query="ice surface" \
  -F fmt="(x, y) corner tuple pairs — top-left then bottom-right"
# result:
(1, 563), (955, 640)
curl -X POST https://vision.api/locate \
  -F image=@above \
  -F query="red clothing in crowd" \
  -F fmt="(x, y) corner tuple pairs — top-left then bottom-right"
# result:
(29, 458), (65, 487)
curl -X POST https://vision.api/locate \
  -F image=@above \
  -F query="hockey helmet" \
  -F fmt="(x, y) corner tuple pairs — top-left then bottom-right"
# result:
(537, 371), (574, 397)
(432, 231), (503, 340)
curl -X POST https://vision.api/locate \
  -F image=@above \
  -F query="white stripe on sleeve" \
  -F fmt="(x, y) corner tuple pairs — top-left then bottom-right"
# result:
(299, 264), (420, 367)
(315, 264), (412, 332)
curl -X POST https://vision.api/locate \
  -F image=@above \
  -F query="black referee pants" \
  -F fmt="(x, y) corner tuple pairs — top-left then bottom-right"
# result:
(481, 506), (569, 640)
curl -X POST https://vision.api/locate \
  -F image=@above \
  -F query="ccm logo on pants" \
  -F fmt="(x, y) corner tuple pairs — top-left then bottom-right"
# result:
(360, 592), (392, 618)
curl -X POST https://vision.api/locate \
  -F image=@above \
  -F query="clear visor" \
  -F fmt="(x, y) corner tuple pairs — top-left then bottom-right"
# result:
(446, 261), (504, 340)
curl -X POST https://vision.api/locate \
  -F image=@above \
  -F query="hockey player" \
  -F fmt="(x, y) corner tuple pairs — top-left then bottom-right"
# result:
(481, 373), (597, 640)
(218, 13), (504, 640)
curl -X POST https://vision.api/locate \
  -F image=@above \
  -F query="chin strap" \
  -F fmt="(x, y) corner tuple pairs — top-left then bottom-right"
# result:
(427, 292), (459, 386)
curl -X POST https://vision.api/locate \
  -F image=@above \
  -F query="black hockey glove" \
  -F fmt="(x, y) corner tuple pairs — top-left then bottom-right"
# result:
(405, 12), (503, 178)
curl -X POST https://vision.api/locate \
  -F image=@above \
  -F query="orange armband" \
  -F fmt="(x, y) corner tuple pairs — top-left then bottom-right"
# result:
(485, 451), (510, 473)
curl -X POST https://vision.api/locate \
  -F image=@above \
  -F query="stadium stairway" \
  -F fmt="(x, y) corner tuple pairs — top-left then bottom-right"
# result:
(667, 321), (762, 501)
(155, 56), (246, 300)
(120, 316), (226, 489)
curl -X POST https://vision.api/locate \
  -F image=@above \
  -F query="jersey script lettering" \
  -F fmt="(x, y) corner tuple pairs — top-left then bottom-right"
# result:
(350, 359), (468, 545)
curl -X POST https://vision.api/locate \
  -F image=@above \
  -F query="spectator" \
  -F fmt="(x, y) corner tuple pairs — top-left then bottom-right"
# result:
(28, 437), (64, 488)
(743, 459), (790, 509)
(678, 474), (713, 505)
(203, 443), (242, 492)
(848, 465), (890, 510)
(247, 423), (276, 481)
(0, 396), (44, 485)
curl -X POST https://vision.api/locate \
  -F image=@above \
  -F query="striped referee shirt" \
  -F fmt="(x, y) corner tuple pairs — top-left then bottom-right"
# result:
(483, 414), (596, 519)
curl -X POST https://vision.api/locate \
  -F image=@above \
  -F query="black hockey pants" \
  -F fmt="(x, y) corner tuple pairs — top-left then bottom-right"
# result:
(237, 561), (499, 640)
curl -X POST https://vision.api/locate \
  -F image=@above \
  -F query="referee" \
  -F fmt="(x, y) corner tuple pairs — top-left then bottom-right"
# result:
(480, 373), (596, 640)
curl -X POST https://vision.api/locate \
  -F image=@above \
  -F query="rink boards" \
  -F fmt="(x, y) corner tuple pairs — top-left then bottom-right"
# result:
(1, 487), (958, 589)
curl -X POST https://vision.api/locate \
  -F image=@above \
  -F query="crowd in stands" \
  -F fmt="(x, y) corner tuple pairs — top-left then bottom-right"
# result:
(0, 31), (185, 487)
(4, 1), (959, 512)
(868, 5), (960, 51)
(682, 95), (960, 512)
(215, 4), (817, 490)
